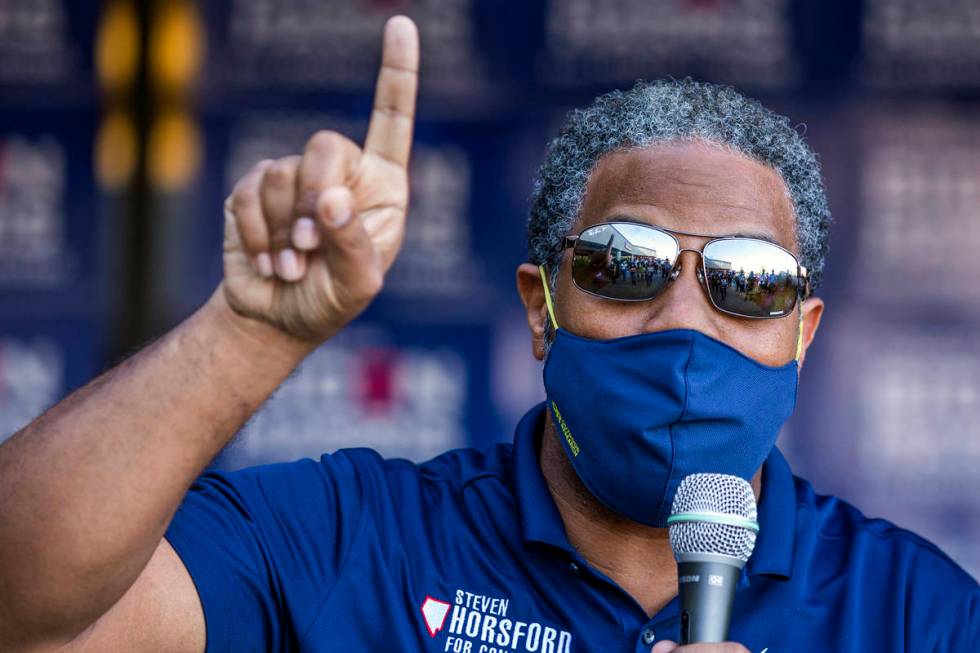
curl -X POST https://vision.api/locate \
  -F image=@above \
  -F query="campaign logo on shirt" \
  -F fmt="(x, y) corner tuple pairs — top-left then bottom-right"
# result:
(421, 589), (572, 653)
(421, 596), (452, 637)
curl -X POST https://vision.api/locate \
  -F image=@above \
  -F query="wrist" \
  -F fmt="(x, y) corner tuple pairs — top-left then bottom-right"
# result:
(201, 285), (320, 367)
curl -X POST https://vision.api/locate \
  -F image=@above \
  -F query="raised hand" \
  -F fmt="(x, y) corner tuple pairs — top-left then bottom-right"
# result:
(221, 15), (419, 341)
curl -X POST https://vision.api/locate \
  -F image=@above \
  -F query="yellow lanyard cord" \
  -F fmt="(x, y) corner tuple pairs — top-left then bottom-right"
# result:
(795, 306), (805, 363)
(539, 265), (560, 331)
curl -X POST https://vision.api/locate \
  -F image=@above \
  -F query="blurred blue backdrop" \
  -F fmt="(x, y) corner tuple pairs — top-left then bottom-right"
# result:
(0, 0), (978, 578)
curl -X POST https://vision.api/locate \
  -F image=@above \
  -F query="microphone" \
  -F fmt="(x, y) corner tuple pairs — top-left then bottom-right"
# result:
(667, 473), (759, 644)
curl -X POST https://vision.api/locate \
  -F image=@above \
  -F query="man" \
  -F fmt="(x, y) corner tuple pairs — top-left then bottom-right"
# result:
(0, 15), (976, 653)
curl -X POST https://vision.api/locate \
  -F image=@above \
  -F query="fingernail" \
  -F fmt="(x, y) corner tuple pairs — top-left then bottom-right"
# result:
(256, 253), (274, 278)
(292, 217), (319, 250)
(276, 248), (301, 281)
(322, 188), (352, 227)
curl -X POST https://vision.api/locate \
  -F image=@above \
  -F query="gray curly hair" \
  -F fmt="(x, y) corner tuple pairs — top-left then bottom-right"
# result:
(527, 77), (832, 318)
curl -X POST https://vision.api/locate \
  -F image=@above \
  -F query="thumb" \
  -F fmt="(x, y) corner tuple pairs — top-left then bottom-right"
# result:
(650, 641), (678, 653)
(316, 186), (382, 300)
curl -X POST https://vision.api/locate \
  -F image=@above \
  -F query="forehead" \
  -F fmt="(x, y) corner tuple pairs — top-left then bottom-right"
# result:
(577, 140), (797, 250)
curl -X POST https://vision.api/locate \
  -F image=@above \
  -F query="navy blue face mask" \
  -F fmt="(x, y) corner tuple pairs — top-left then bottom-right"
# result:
(539, 268), (801, 528)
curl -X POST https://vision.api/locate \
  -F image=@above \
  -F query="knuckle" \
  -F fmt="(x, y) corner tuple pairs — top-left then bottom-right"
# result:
(307, 130), (345, 153)
(265, 159), (295, 187)
(230, 189), (257, 215)
(253, 158), (276, 176)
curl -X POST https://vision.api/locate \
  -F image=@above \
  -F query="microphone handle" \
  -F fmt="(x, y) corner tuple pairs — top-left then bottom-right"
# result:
(677, 557), (742, 644)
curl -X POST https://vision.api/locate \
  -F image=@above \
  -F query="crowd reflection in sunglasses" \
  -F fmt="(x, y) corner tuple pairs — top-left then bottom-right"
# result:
(573, 249), (800, 314)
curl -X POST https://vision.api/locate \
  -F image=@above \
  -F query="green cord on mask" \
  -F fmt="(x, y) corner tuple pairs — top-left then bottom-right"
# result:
(539, 264), (560, 332)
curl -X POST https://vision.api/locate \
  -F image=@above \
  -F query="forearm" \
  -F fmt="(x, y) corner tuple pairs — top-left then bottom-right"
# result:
(0, 286), (315, 642)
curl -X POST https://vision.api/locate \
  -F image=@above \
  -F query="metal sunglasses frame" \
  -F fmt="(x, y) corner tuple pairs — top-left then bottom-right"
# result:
(561, 220), (811, 320)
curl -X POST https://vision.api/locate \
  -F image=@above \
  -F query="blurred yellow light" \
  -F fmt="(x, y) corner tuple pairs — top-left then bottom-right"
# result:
(150, 1), (205, 92)
(96, 1), (140, 94)
(148, 109), (202, 192)
(95, 110), (138, 191)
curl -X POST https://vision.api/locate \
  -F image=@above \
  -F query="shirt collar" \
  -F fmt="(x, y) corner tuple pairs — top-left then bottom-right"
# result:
(746, 445), (797, 580)
(513, 402), (575, 552)
(511, 401), (799, 580)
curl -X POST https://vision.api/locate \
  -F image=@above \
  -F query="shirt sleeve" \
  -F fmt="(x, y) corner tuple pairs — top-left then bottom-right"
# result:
(164, 452), (366, 653)
(930, 585), (980, 653)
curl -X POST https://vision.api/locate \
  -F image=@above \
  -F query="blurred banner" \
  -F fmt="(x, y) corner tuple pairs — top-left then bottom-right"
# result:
(0, 2), (104, 439)
(0, 0), (978, 578)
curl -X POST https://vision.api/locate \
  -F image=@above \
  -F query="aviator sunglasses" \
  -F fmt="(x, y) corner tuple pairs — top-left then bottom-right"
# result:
(560, 221), (810, 319)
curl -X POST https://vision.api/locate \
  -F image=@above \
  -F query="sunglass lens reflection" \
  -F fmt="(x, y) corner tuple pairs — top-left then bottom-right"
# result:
(571, 223), (678, 300)
(702, 239), (801, 318)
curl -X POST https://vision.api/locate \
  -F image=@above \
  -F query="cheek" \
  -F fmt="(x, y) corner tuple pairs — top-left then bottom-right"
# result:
(560, 296), (661, 339)
(730, 319), (798, 367)
(555, 278), (627, 337)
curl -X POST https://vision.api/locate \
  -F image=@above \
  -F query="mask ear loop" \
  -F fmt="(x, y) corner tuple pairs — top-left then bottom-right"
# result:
(538, 265), (560, 331)
(794, 302), (805, 364)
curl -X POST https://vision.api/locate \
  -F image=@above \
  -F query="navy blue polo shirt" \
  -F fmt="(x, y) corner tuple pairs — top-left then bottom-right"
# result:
(165, 403), (979, 652)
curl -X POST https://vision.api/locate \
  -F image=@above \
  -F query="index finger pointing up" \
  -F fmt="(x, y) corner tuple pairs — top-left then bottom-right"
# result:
(364, 15), (420, 170)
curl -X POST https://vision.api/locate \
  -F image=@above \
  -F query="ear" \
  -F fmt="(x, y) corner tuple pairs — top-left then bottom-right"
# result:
(796, 296), (825, 370)
(516, 263), (550, 361)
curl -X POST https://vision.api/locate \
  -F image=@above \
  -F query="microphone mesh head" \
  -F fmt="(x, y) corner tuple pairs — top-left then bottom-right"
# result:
(668, 473), (758, 564)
